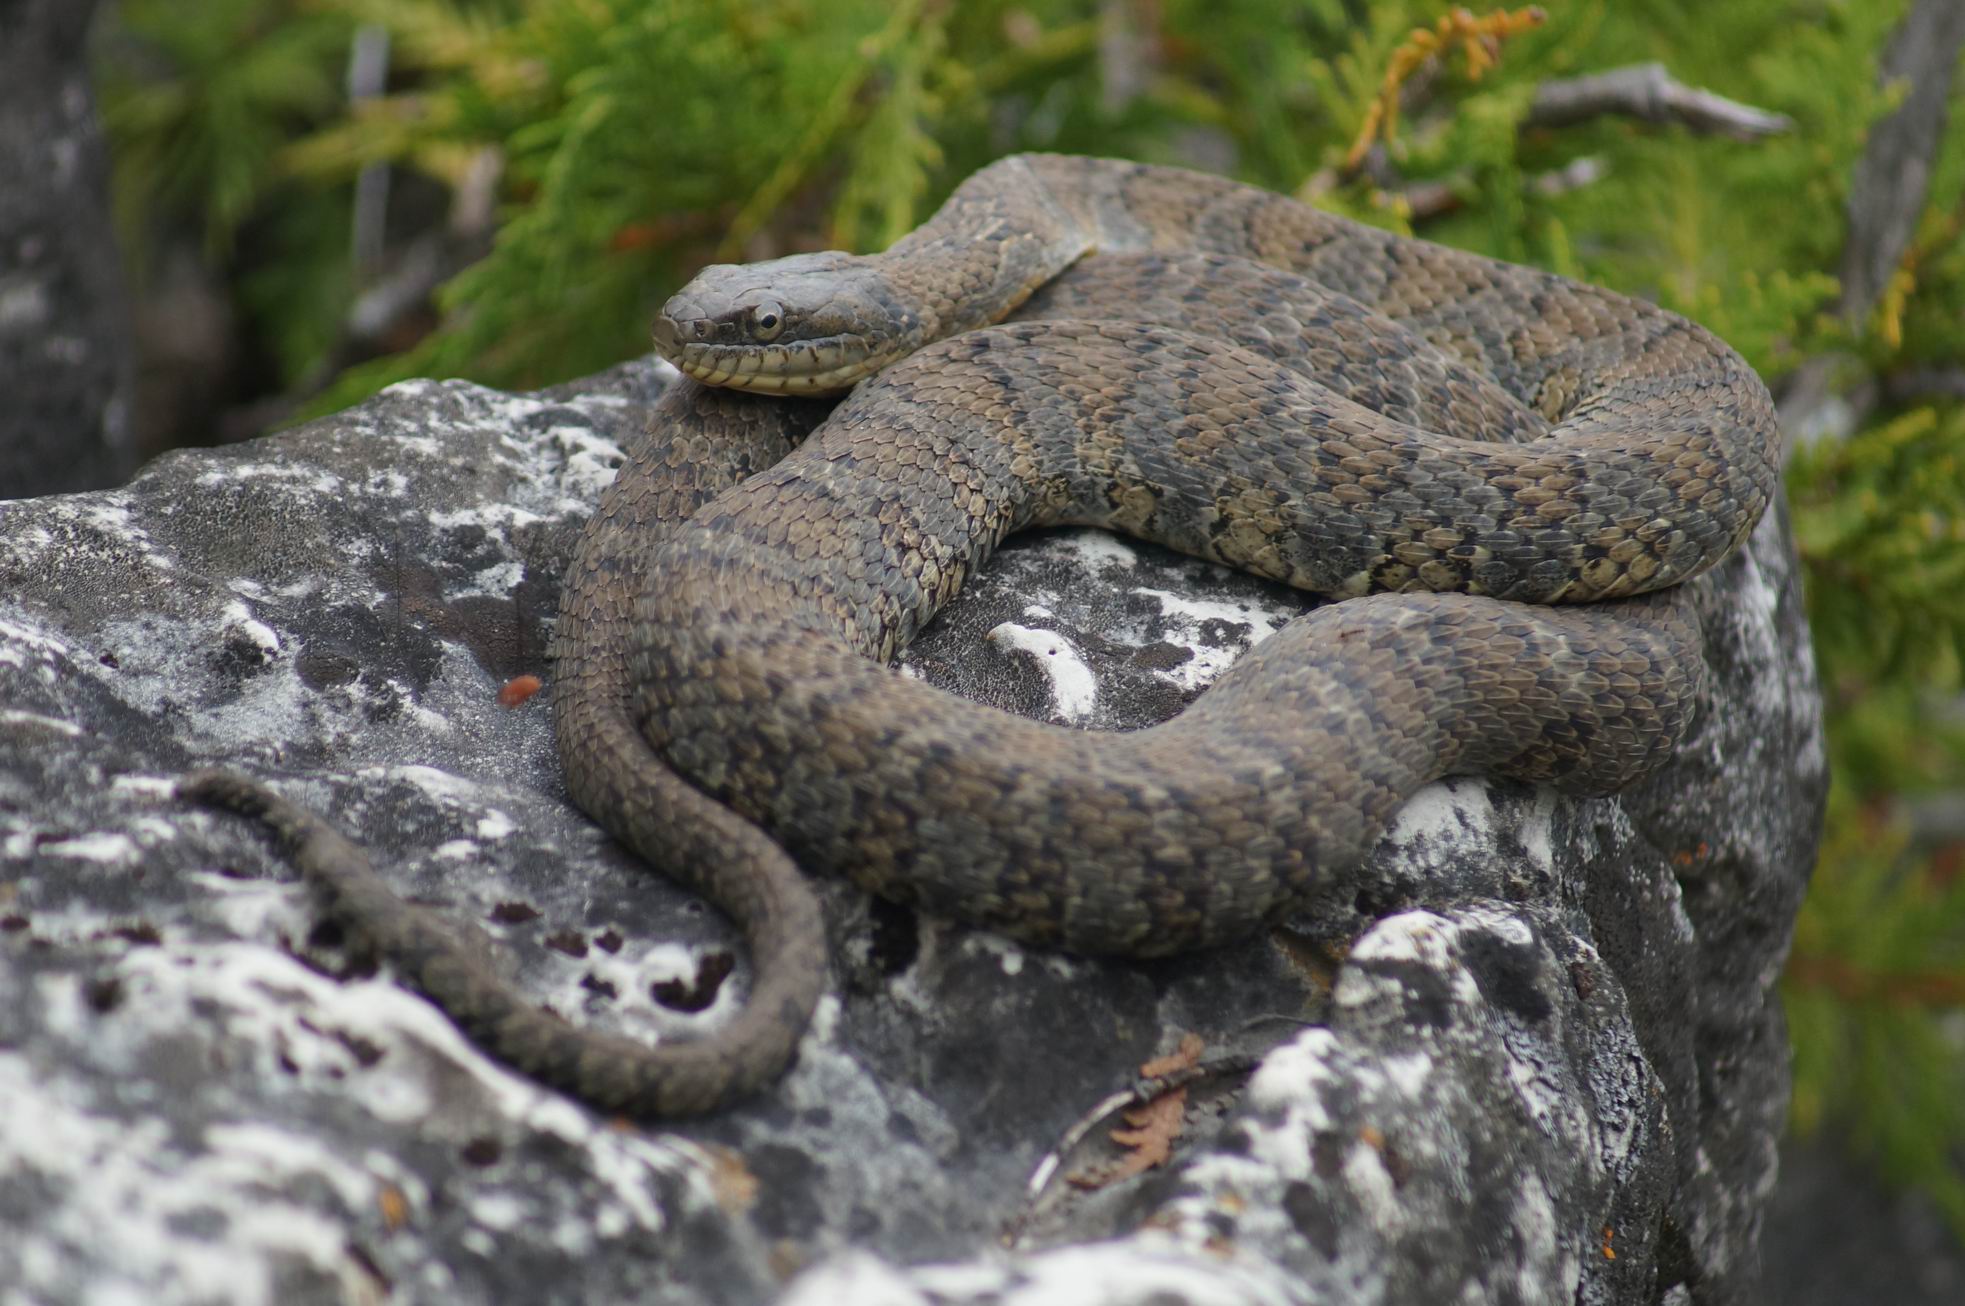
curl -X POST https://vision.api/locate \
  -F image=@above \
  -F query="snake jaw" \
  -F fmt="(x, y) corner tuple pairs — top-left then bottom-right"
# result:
(652, 322), (891, 394)
(652, 253), (923, 395)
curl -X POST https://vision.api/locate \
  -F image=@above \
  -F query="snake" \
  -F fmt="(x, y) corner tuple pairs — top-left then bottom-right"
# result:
(183, 154), (1780, 1117)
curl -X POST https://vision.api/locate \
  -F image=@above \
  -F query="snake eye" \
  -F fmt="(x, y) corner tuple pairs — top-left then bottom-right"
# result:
(751, 301), (785, 342)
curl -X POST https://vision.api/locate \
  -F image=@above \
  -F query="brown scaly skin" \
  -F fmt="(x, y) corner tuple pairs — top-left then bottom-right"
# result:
(186, 155), (1779, 1116)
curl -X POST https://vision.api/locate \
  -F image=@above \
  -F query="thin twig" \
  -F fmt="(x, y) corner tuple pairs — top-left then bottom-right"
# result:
(1396, 155), (1608, 220)
(1326, 58), (1786, 215)
(1004, 1050), (1263, 1247)
(1525, 62), (1793, 139)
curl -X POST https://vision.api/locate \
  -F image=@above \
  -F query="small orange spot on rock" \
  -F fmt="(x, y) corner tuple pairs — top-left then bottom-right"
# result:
(378, 1183), (409, 1231)
(498, 674), (543, 708)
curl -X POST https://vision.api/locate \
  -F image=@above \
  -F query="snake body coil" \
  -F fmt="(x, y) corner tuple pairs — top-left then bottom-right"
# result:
(187, 155), (1779, 1116)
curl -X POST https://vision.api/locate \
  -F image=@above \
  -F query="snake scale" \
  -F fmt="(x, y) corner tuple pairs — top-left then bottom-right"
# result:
(184, 154), (1779, 1116)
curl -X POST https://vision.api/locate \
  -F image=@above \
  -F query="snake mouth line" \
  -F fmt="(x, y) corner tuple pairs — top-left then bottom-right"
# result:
(653, 317), (895, 395)
(669, 349), (881, 394)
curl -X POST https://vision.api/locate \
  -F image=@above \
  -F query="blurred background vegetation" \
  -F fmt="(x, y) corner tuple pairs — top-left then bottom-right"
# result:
(89, 0), (1965, 1232)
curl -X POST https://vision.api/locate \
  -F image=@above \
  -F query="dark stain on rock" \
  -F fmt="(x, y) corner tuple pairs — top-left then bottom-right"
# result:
(212, 629), (275, 679)
(744, 1143), (823, 1239)
(865, 896), (920, 977)
(84, 976), (124, 1012)
(294, 651), (359, 690)
(363, 563), (473, 692)
(1284, 1179), (1341, 1258)
(1194, 615), (1255, 648)
(302, 918), (374, 977)
(1380, 1137), (1414, 1188)
(652, 950), (735, 1013)
(294, 599), (445, 704)
(544, 929), (588, 958)
(460, 1137), (502, 1167)
(369, 546), (559, 685)
(488, 901), (540, 926)
(1212, 1124), (1252, 1157)
(1130, 641), (1193, 672)
(448, 594), (550, 683)
(1356, 957), (1456, 1029)
(335, 1030), (385, 1067)
(1351, 882), (1406, 921)
(1460, 928), (1553, 1025)
(1311, 1131), (1344, 1180)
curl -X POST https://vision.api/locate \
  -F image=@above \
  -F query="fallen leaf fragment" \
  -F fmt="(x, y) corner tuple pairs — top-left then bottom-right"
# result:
(1139, 1031), (1207, 1080)
(1066, 1033), (1208, 1190)
(703, 1144), (760, 1214)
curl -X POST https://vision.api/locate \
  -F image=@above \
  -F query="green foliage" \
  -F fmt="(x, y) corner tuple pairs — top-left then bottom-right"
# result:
(290, 0), (1592, 407)
(303, 0), (964, 406)
(93, 0), (1965, 1230)
(96, 0), (353, 255)
(1794, 407), (1965, 696)
(1787, 791), (1965, 1231)
(94, 0), (358, 385)
(1786, 397), (1965, 1223)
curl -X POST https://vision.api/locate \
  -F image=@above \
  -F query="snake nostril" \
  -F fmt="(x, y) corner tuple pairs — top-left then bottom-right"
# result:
(651, 300), (720, 356)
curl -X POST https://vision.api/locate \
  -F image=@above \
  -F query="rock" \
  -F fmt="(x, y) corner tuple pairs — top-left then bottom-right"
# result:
(0, 358), (1824, 1304)
(0, 0), (137, 498)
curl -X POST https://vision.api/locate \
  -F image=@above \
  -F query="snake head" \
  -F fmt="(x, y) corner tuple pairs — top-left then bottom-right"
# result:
(652, 252), (926, 395)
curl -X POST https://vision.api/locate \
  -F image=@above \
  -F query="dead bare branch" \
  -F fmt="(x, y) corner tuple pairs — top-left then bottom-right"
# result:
(1396, 155), (1608, 221)
(1526, 62), (1793, 139)
(1776, 0), (1965, 440)
(1836, 0), (1965, 326)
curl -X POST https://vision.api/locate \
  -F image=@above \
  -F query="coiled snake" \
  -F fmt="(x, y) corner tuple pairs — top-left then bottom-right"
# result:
(185, 154), (1780, 1116)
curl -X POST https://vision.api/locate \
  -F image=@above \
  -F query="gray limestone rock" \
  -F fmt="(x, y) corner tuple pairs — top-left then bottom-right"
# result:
(0, 358), (1824, 1304)
(0, 0), (137, 498)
